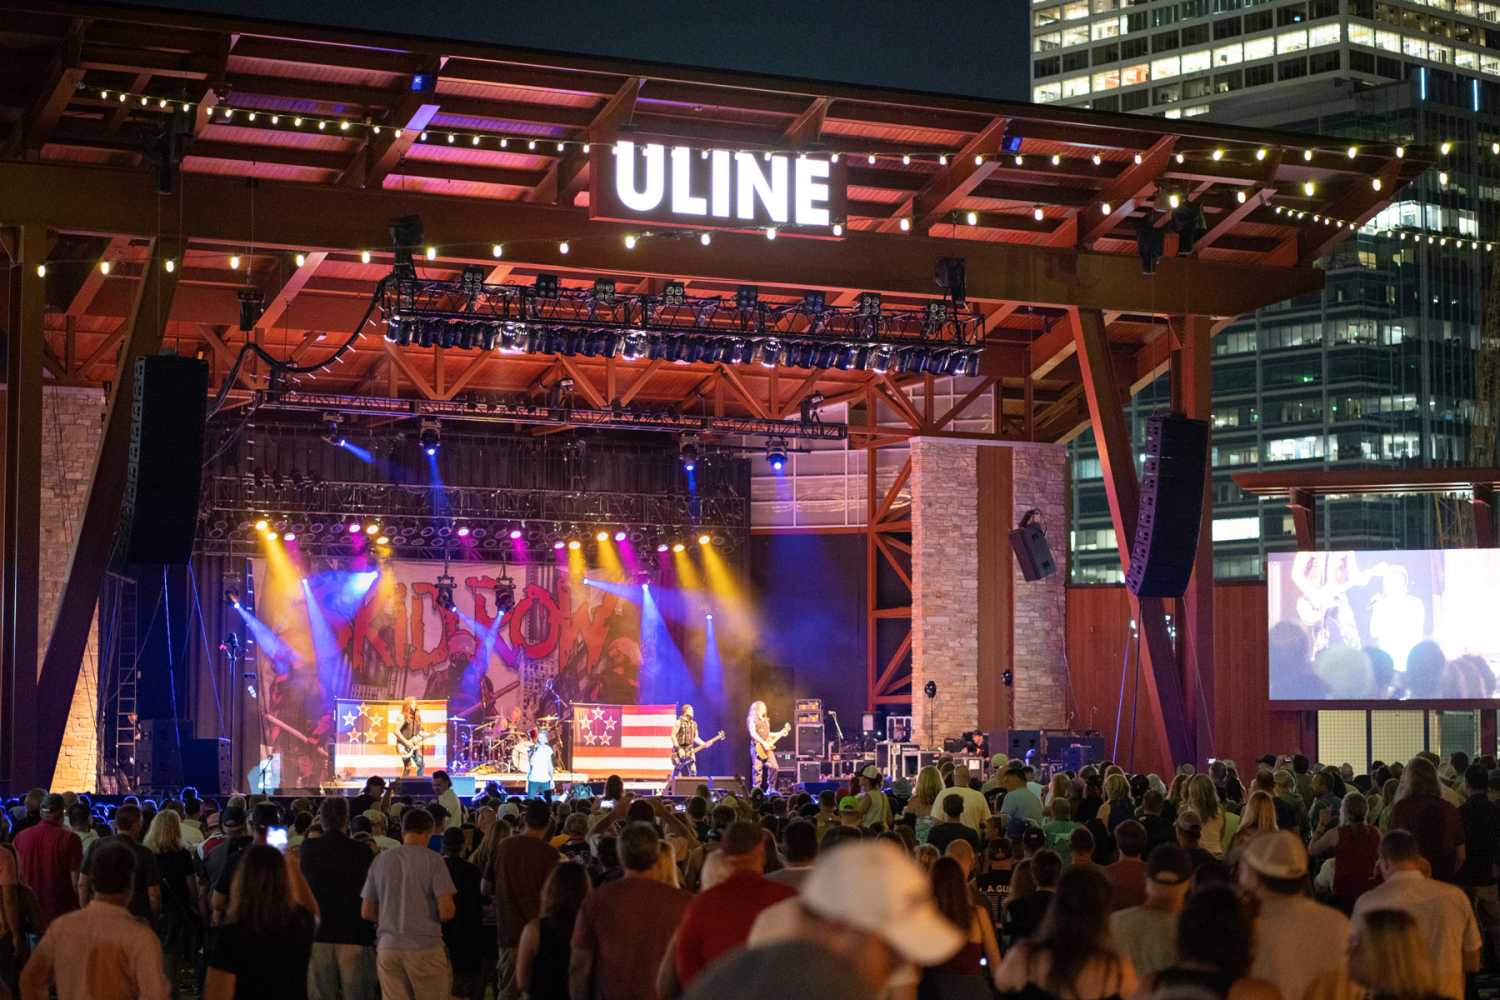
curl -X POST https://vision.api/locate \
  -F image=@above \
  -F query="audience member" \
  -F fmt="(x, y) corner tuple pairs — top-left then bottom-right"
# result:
(493, 799), (560, 998)
(1456, 763), (1500, 959)
(673, 821), (796, 987)
(994, 865), (1138, 999)
(1151, 884), (1279, 1000)
(766, 820), (816, 889)
(205, 845), (317, 1000)
(440, 828), (485, 1000)
(360, 808), (457, 1000)
(1109, 844), (1191, 980)
(1352, 829), (1480, 1000)
(20, 839), (169, 1000)
(571, 822), (690, 1000)
(515, 862), (589, 1000)
(922, 855), (1001, 997)
(1348, 908), (1446, 1000)
(80, 803), (161, 923)
(1389, 757), (1466, 883)
(1239, 830), (1352, 1000)
(1105, 820), (1148, 911)
(299, 796), (377, 1000)
(930, 793), (982, 856)
(13, 792), (81, 931)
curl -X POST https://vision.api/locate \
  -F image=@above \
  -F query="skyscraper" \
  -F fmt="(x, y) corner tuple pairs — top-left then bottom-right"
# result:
(1031, 1), (1495, 584)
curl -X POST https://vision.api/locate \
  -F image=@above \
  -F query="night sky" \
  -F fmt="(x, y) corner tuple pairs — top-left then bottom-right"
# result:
(134, 0), (1032, 103)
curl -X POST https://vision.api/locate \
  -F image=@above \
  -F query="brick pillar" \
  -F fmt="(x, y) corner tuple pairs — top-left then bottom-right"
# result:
(38, 386), (106, 791)
(911, 439), (1070, 749)
(1010, 444), (1069, 731)
(910, 439), (979, 747)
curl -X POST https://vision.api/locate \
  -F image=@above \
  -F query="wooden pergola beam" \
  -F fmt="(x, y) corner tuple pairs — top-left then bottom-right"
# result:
(873, 115), (1008, 234)
(1078, 136), (1178, 247)
(255, 251), (327, 332)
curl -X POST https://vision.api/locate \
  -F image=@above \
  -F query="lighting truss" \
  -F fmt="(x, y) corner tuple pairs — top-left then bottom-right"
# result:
(256, 390), (849, 441)
(196, 474), (747, 558)
(379, 274), (984, 376)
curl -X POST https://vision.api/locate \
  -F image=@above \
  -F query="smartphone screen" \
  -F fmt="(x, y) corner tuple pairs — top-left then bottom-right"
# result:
(600, 799), (615, 810)
(266, 826), (289, 851)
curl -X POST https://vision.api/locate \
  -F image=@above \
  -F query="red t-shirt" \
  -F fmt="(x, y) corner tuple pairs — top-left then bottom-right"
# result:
(674, 870), (798, 986)
(1391, 795), (1466, 883)
(574, 875), (691, 1000)
(14, 819), (83, 928)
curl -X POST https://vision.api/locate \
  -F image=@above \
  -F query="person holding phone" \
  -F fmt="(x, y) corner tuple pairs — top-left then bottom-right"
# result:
(210, 803), (282, 926)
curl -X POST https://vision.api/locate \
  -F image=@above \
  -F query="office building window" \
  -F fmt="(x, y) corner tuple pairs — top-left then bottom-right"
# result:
(1152, 55), (1182, 77)
(1184, 76), (1213, 97)
(1245, 10), (1274, 32)
(1093, 18), (1123, 40)
(1122, 36), (1149, 58)
(1215, 69), (1245, 91)
(1063, 50), (1090, 71)
(1092, 94), (1121, 110)
(1034, 82), (1063, 103)
(1063, 0), (1089, 19)
(1310, 49), (1341, 72)
(1457, 47), (1478, 68)
(1265, 435), (1328, 462)
(1035, 5), (1062, 27)
(1154, 82), (1183, 103)
(1213, 517), (1262, 542)
(1183, 23), (1211, 45)
(1277, 2), (1308, 26)
(1035, 31), (1063, 53)
(1245, 36), (1275, 60)
(1279, 56), (1309, 79)
(1375, 29), (1401, 52)
(1214, 16), (1243, 39)
(1309, 22), (1340, 46)
(1405, 36), (1428, 58)
(1121, 62), (1150, 84)
(1121, 88), (1151, 110)
(1245, 62), (1274, 83)
(1215, 42), (1244, 64)
(1063, 24), (1091, 47)
(1183, 49), (1212, 71)
(1213, 444), (1261, 466)
(1093, 69), (1122, 90)
(1278, 28), (1309, 53)
(1430, 43), (1453, 63)
(1349, 22), (1375, 46)
(1153, 30), (1181, 52)
(1035, 56), (1062, 77)
(1215, 330), (1256, 355)
(1094, 42), (1121, 63)
(1062, 75), (1091, 97)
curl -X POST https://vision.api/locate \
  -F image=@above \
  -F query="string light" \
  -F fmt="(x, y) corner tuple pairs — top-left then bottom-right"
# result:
(829, 224), (840, 237)
(99, 260), (110, 274)
(1303, 149), (1313, 161)
(295, 252), (307, 267)
(1092, 154), (1102, 166)
(1396, 146), (1405, 158)
(164, 258), (176, 273)
(1439, 171), (1450, 186)
(624, 234), (638, 249)
(1100, 202), (1111, 214)
(340, 120), (350, 131)
(1347, 145), (1359, 159)
(1051, 154), (1061, 165)
(938, 154), (948, 165)
(700, 232), (713, 245)
(471, 134), (480, 146)
(1133, 153), (1143, 165)
(1256, 148), (1267, 160)
(867, 153), (876, 165)
(1211, 148), (1224, 161)
(1174, 152), (1185, 164)
(1441, 141), (1453, 155)
(1372, 178), (1382, 191)
(1236, 190), (1247, 203)
(559, 241), (570, 254)
(425, 245), (437, 260)
(1013, 154), (1024, 165)
(1303, 180), (1316, 196)
(1032, 205), (1044, 221)
(966, 210), (979, 225)
(229, 254), (241, 270)
(360, 250), (371, 264)
(1167, 192), (1181, 209)
(898, 217), (911, 231)
(765, 227), (777, 240)
(492, 243), (505, 257)
(35, 263), (46, 277)
(974, 154), (984, 166)
(293, 116), (303, 127)
(902, 154), (911, 165)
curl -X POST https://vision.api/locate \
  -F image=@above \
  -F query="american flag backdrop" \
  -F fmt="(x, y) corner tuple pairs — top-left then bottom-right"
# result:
(569, 703), (675, 780)
(334, 699), (448, 780)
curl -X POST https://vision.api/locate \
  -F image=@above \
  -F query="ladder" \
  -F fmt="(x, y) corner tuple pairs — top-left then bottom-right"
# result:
(99, 572), (140, 791)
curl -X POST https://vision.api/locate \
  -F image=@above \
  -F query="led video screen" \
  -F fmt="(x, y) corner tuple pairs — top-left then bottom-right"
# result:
(1267, 549), (1500, 702)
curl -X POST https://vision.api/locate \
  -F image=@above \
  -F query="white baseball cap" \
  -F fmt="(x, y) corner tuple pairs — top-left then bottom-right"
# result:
(801, 841), (964, 967)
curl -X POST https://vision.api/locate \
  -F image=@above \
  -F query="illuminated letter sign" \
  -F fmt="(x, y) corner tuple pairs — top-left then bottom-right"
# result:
(590, 141), (846, 233)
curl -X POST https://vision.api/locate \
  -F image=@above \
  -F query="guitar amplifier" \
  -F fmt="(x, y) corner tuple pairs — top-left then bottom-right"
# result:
(775, 750), (798, 770)
(796, 723), (825, 758)
(797, 760), (824, 784)
(795, 698), (823, 725)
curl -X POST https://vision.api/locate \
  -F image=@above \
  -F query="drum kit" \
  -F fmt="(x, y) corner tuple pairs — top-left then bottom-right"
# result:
(452, 713), (560, 773)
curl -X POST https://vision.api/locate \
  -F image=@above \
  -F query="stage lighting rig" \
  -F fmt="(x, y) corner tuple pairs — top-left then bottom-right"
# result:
(419, 418), (441, 457)
(680, 437), (700, 472)
(434, 573), (456, 611)
(765, 437), (788, 472)
(799, 392), (826, 426)
(662, 281), (688, 306)
(237, 289), (264, 332)
(322, 414), (346, 447)
(1170, 199), (1207, 256)
(934, 257), (967, 308)
(495, 572), (516, 614)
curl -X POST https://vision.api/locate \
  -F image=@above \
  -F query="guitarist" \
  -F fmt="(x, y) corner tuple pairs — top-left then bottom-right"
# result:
(396, 697), (425, 777)
(672, 704), (706, 778)
(746, 700), (789, 792)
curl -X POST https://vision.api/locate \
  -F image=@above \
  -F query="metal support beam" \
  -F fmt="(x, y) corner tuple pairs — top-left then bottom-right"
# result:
(35, 236), (181, 782)
(2, 225), (48, 792)
(1288, 488), (1317, 550)
(1172, 314), (1214, 765)
(1069, 306), (1193, 767)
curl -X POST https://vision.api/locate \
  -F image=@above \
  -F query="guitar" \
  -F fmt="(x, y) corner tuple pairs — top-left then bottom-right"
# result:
(672, 730), (726, 765)
(263, 713), (330, 759)
(754, 724), (791, 762)
(394, 729), (424, 772)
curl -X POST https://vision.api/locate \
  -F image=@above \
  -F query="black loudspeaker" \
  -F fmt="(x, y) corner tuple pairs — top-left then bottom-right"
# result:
(1010, 520), (1056, 581)
(1007, 729), (1042, 760)
(1126, 413), (1210, 598)
(396, 778), (435, 798)
(797, 761), (823, 785)
(135, 719), (185, 788)
(710, 776), (749, 797)
(796, 723), (825, 758)
(182, 738), (233, 795)
(118, 356), (208, 565)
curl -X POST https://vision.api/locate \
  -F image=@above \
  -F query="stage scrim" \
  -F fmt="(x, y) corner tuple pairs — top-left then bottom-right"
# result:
(570, 703), (675, 781)
(334, 700), (448, 779)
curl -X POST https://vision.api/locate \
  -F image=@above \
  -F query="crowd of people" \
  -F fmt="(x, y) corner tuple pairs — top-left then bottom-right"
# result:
(0, 750), (1496, 1000)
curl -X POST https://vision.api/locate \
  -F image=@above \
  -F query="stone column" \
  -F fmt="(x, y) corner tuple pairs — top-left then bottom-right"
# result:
(1010, 444), (1069, 732)
(909, 438), (979, 746)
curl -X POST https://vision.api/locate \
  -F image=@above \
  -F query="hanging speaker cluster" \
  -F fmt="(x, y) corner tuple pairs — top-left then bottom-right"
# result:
(1125, 412), (1210, 598)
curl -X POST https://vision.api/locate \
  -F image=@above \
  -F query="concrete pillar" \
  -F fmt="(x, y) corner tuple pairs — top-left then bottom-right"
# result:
(1010, 444), (1070, 732)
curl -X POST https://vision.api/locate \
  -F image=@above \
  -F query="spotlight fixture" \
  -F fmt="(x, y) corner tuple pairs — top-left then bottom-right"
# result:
(766, 437), (788, 472)
(672, 542), (687, 553)
(697, 533), (711, 545)
(568, 539), (581, 551)
(419, 419), (441, 457)
(254, 518), (269, 533)
(456, 525), (471, 538)
(614, 530), (627, 542)
(595, 530), (610, 542)
(656, 543), (670, 553)
(553, 540), (566, 550)
(282, 531), (297, 541)
(322, 415), (346, 447)
(680, 438), (700, 472)
(349, 522), (364, 534)
(434, 574), (456, 611)
(224, 586), (241, 606)
(509, 528), (523, 540)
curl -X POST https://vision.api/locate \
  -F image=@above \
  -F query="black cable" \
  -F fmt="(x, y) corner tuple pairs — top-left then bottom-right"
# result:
(207, 276), (387, 419)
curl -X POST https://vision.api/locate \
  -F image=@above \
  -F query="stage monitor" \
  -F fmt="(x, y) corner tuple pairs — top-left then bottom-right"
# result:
(1266, 549), (1500, 703)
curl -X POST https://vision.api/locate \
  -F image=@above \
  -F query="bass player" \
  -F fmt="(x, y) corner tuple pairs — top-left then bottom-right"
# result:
(670, 704), (724, 780)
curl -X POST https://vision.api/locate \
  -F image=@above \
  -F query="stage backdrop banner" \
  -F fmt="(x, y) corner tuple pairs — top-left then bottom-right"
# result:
(248, 558), (644, 774)
(570, 703), (675, 780)
(334, 699), (448, 779)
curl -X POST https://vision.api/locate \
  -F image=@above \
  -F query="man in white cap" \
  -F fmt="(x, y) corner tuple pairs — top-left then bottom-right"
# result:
(1352, 829), (1480, 1000)
(743, 840), (963, 997)
(1239, 830), (1352, 1000)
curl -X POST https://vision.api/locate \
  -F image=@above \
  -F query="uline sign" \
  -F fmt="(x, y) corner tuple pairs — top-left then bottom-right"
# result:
(589, 141), (848, 233)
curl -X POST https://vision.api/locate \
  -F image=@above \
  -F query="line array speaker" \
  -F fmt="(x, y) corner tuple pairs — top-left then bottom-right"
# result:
(1125, 412), (1210, 598)
(117, 356), (208, 565)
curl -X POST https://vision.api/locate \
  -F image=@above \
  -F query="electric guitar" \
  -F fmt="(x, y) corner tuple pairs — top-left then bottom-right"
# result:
(394, 728), (425, 771)
(263, 713), (330, 759)
(672, 730), (726, 765)
(754, 724), (791, 762)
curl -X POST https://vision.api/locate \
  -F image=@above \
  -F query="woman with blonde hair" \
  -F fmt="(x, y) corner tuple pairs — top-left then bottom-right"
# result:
(1348, 908), (1445, 1000)
(1186, 774), (1235, 857)
(397, 696), (424, 777)
(1226, 790), (1278, 861)
(1044, 773), (1073, 812)
(143, 808), (200, 994)
(906, 765), (946, 843)
(1099, 772), (1135, 830)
